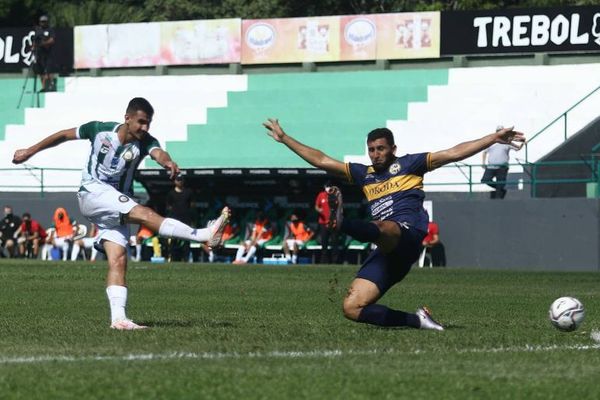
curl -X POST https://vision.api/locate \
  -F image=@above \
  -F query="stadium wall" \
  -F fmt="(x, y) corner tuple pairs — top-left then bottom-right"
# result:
(1, 191), (597, 272)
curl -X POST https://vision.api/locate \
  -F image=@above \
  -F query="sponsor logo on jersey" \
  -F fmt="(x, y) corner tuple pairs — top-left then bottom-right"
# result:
(389, 162), (401, 175)
(122, 150), (134, 161)
(363, 174), (423, 201)
(118, 195), (129, 203)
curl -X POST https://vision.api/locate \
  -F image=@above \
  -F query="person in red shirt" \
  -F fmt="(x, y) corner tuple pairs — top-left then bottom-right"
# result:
(314, 181), (340, 264)
(15, 212), (47, 258)
(422, 221), (445, 267)
(284, 213), (314, 264)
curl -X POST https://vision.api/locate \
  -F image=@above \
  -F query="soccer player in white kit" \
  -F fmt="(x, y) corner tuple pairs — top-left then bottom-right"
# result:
(13, 97), (230, 330)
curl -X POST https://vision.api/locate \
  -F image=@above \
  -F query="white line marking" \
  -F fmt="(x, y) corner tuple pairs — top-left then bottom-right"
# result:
(1, 344), (599, 365)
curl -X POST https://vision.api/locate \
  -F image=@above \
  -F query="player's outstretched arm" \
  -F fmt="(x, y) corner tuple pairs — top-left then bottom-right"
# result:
(12, 128), (77, 164)
(150, 148), (180, 180)
(263, 118), (346, 178)
(429, 127), (526, 170)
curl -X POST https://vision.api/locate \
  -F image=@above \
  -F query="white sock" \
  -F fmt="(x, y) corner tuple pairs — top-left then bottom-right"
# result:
(62, 242), (69, 261)
(90, 247), (98, 261)
(106, 285), (127, 322)
(292, 254), (298, 264)
(135, 244), (142, 261)
(71, 243), (80, 261)
(41, 244), (48, 260)
(208, 251), (214, 263)
(159, 218), (211, 242)
(235, 246), (245, 261)
(244, 246), (257, 262)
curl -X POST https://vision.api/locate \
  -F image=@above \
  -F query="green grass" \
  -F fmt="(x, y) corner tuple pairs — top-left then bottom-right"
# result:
(1, 260), (599, 399)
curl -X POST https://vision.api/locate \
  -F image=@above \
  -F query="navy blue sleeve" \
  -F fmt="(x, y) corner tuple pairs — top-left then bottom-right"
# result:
(346, 162), (368, 186)
(402, 153), (431, 176)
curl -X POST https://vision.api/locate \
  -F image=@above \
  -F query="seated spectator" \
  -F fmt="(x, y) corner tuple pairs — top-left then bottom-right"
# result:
(422, 221), (446, 267)
(132, 224), (157, 262)
(51, 207), (77, 261)
(71, 223), (99, 261)
(283, 213), (314, 264)
(233, 211), (273, 264)
(0, 205), (21, 258)
(15, 212), (47, 258)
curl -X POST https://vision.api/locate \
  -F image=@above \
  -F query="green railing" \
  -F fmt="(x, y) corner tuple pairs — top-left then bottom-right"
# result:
(0, 167), (145, 197)
(428, 159), (600, 198)
(1, 161), (598, 198)
(525, 84), (600, 163)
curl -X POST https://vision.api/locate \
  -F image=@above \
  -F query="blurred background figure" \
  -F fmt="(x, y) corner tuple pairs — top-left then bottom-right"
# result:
(420, 220), (446, 267)
(15, 212), (46, 258)
(71, 223), (99, 261)
(233, 211), (272, 264)
(283, 213), (313, 264)
(481, 125), (524, 199)
(50, 207), (76, 261)
(0, 205), (21, 258)
(314, 181), (340, 264)
(165, 174), (194, 261)
(32, 14), (56, 92)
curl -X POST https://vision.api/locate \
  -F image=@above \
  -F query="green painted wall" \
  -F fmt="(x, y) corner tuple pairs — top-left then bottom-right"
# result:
(164, 69), (448, 168)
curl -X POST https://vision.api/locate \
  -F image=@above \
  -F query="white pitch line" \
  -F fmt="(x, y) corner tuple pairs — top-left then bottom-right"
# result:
(1, 344), (599, 365)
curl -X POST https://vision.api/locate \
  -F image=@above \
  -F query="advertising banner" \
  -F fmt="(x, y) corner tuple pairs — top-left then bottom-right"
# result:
(441, 6), (600, 55)
(376, 12), (441, 60)
(75, 19), (241, 68)
(242, 16), (341, 64)
(159, 19), (241, 65)
(339, 15), (377, 61)
(0, 27), (73, 72)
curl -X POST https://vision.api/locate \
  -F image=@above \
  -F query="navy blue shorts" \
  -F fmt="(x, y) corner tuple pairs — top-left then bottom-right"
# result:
(356, 224), (426, 294)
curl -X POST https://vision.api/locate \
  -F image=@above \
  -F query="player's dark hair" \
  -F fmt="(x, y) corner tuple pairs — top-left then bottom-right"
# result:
(126, 97), (154, 118)
(23, 212), (31, 219)
(367, 128), (395, 146)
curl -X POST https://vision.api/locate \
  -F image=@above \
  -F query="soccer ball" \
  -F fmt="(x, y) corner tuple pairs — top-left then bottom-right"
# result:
(548, 297), (585, 332)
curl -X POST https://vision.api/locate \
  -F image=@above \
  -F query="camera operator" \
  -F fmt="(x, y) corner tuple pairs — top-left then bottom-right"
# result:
(32, 14), (56, 92)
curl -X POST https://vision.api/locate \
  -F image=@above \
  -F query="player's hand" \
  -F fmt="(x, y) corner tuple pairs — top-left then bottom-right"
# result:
(496, 127), (526, 147)
(12, 149), (32, 164)
(263, 118), (285, 143)
(164, 161), (180, 180)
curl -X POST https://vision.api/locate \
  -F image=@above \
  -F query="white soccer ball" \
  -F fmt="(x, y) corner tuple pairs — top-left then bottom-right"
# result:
(548, 297), (585, 332)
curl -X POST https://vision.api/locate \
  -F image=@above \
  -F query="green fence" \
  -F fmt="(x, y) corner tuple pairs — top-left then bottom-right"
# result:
(2, 160), (598, 198)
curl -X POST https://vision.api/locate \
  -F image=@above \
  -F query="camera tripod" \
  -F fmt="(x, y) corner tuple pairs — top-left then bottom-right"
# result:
(16, 60), (40, 109)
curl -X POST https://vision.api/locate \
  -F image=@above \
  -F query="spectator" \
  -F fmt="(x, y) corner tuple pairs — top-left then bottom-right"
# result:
(15, 212), (47, 258)
(233, 211), (272, 264)
(0, 205), (21, 258)
(132, 224), (157, 262)
(421, 221), (446, 267)
(32, 14), (56, 92)
(481, 125), (524, 199)
(71, 223), (99, 261)
(165, 174), (194, 261)
(283, 213), (314, 264)
(51, 207), (77, 261)
(314, 181), (340, 264)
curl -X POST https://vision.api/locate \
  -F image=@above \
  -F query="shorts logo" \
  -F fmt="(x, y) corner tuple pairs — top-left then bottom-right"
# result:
(389, 163), (401, 175)
(118, 195), (129, 203)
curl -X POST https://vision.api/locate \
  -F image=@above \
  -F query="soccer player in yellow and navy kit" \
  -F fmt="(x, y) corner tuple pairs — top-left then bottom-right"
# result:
(264, 119), (525, 330)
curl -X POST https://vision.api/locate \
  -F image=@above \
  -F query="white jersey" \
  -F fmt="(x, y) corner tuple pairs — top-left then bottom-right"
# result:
(76, 121), (160, 195)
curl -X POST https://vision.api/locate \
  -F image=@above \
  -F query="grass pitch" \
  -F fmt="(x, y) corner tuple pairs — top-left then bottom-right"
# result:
(0, 260), (599, 399)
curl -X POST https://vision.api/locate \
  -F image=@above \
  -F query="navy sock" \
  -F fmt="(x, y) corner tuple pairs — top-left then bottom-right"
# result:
(341, 219), (380, 243)
(357, 304), (420, 328)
